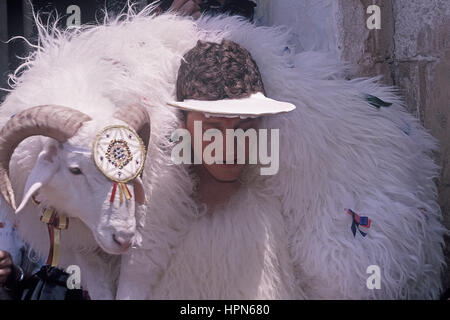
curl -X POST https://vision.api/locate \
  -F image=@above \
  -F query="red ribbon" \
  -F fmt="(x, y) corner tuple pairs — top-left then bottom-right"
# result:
(110, 182), (118, 203)
(109, 182), (132, 203)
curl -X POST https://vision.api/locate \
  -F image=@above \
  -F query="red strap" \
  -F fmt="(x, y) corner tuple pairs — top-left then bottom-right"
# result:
(110, 182), (118, 203)
(45, 224), (55, 265)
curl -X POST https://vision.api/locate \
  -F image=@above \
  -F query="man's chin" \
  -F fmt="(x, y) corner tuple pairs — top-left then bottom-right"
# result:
(214, 176), (239, 183)
(206, 165), (244, 182)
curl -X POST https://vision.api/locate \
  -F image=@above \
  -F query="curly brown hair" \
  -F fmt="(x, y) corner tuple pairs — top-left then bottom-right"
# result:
(176, 39), (266, 102)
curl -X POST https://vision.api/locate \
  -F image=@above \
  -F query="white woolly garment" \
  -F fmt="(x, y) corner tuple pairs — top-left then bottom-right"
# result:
(145, 13), (445, 299)
(151, 185), (305, 299)
(122, 12), (446, 299)
(0, 5), (446, 300)
(192, 16), (446, 299)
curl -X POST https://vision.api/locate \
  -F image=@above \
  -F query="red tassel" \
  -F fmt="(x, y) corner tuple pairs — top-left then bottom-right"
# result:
(110, 182), (118, 203)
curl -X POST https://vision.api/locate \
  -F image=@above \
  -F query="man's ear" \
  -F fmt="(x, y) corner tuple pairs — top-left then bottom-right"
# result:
(180, 111), (188, 129)
(16, 144), (60, 214)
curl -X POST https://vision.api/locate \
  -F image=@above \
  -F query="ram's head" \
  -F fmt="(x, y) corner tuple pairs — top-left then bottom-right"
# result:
(0, 104), (150, 254)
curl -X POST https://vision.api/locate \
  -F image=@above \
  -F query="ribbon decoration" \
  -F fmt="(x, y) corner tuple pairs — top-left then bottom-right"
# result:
(40, 208), (69, 267)
(345, 208), (371, 238)
(363, 93), (392, 109)
(109, 182), (132, 204)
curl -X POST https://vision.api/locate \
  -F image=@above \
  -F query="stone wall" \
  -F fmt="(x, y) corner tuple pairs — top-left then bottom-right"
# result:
(337, 0), (450, 290)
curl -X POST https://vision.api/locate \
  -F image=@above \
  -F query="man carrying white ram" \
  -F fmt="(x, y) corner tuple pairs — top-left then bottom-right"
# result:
(0, 6), (447, 299)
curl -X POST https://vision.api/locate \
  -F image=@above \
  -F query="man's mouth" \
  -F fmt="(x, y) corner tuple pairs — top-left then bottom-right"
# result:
(219, 157), (241, 166)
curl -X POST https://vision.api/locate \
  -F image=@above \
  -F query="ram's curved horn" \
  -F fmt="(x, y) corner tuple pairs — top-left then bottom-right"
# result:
(0, 105), (92, 210)
(114, 105), (151, 149)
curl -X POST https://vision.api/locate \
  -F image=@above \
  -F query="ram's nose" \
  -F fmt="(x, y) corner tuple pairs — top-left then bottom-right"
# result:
(112, 233), (133, 251)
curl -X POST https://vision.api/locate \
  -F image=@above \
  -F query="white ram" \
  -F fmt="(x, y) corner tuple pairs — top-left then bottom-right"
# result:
(0, 8), (199, 299)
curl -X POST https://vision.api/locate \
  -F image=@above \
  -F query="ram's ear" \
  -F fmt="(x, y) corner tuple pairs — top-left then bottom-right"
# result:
(133, 177), (146, 205)
(16, 144), (60, 214)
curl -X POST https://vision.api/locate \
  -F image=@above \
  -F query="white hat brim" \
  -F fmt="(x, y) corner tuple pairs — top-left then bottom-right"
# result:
(167, 92), (296, 117)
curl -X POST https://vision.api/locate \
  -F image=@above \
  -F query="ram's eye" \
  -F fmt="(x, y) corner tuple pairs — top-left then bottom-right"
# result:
(69, 167), (83, 175)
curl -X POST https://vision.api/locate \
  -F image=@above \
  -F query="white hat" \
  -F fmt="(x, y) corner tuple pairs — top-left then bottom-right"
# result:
(170, 39), (296, 118)
(167, 91), (296, 117)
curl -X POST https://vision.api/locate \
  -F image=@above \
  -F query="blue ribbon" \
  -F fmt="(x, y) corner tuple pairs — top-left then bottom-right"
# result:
(348, 209), (369, 238)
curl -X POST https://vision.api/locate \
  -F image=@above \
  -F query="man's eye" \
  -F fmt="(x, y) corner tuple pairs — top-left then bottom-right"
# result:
(69, 167), (83, 175)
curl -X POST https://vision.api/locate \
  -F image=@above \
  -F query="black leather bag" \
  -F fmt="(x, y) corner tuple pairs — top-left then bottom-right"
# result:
(20, 265), (89, 300)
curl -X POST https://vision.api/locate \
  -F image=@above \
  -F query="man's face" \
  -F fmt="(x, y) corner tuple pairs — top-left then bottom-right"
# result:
(185, 111), (259, 182)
